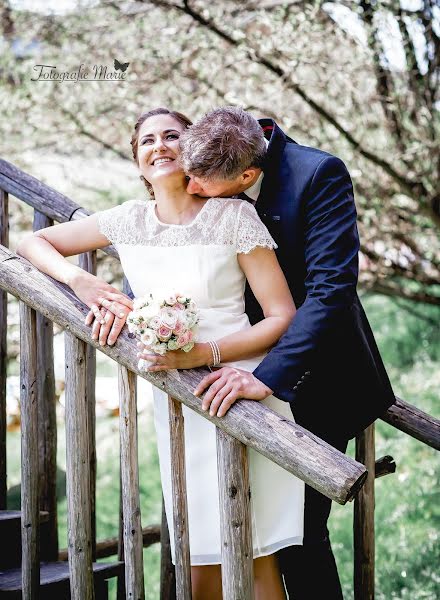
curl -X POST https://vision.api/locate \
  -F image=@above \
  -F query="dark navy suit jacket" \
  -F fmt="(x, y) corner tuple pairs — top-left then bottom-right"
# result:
(250, 119), (395, 440)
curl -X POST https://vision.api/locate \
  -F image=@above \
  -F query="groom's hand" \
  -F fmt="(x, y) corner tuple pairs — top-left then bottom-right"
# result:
(193, 366), (273, 417)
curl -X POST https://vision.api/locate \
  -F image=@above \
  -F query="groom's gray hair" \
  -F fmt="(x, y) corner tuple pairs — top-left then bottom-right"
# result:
(179, 106), (266, 180)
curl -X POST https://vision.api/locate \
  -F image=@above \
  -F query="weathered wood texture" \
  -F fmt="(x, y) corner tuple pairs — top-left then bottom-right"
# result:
(168, 396), (192, 600)
(354, 425), (376, 600)
(381, 396), (440, 451)
(217, 429), (254, 600)
(160, 498), (176, 600)
(79, 250), (98, 560)
(0, 158), (118, 257)
(33, 210), (59, 561)
(118, 365), (145, 599)
(0, 247), (369, 505)
(58, 525), (160, 561)
(65, 333), (95, 600)
(0, 189), (8, 509)
(20, 302), (40, 599)
(375, 455), (396, 479)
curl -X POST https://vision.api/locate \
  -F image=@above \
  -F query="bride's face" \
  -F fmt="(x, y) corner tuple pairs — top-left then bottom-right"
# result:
(137, 114), (186, 186)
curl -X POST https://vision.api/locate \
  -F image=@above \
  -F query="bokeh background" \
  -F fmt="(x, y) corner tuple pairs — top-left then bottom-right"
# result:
(1, 1), (439, 598)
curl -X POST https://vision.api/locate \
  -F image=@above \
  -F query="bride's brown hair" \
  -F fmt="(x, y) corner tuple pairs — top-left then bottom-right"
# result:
(131, 107), (193, 197)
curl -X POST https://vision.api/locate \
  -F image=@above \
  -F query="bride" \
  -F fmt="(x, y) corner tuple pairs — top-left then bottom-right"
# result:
(17, 107), (304, 600)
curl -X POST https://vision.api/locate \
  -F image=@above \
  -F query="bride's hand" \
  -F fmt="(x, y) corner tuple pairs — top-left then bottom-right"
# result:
(84, 307), (128, 346)
(70, 270), (133, 322)
(137, 342), (211, 371)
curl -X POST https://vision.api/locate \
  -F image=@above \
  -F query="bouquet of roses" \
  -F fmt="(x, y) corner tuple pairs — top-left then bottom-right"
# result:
(127, 293), (199, 368)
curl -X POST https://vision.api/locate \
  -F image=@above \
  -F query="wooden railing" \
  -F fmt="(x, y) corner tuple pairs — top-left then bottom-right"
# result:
(0, 158), (439, 600)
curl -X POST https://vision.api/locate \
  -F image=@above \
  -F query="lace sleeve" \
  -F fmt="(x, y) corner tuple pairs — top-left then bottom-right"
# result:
(235, 201), (278, 254)
(96, 200), (140, 245)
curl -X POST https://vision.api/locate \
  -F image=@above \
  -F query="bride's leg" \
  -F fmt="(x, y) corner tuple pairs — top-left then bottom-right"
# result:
(191, 565), (222, 600)
(254, 554), (287, 600)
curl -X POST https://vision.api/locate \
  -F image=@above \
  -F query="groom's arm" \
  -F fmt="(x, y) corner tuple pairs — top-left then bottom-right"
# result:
(252, 155), (359, 403)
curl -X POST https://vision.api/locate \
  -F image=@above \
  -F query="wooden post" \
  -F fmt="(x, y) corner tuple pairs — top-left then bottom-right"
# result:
(118, 365), (145, 599)
(354, 424), (375, 600)
(0, 189), (8, 509)
(79, 250), (97, 559)
(65, 333), (95, 600)
(168, 396), (192, 600)
(160, 497), (176, 600)
(20, 302), (40, 598)
(217, 429), (254, 600)
(33, 211), (58, 561)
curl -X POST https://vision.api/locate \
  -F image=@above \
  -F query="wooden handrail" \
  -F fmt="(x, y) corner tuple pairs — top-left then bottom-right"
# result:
(0, 244), (367, 505)
(1, 157), (438, 450)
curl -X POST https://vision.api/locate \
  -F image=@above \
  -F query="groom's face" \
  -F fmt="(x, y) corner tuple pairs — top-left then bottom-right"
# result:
(185, 175), (243, 198)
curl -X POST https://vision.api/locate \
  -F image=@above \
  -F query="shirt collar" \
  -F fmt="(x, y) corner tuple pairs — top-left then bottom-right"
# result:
(243, 171), (264, 203)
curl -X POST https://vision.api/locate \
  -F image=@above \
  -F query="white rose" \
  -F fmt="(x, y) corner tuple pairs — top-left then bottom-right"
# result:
(160, 307), (178, 329)
(151, 342), (168, 355)
(167, 338), (179, 351)
(181, 342), (194, 352)
(140, 329), (157, 346)
(165, 294), (177, 305)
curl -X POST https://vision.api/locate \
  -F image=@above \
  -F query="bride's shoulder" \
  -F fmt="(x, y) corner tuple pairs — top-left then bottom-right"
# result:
(96, 199), (151, 244)
(209, 197), (255, 216)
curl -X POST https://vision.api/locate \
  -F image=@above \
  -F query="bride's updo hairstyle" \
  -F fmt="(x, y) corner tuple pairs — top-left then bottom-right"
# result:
(131, 107), (193, 197)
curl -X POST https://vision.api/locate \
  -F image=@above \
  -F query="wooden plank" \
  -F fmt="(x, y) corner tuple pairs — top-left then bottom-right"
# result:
(0, 189), (8, 509)
(381, 396), (440, 451)
(0, 247), (369, 505)
(354, 424), (375, 600)
(374, 455), (396, 479)
(168, 396), (192, 600)
(79, 250), (97, 560)
(33, 210), (59, 561)
(118, 365), (145, 599)
(19, 302), (40, 598)
(58, 525), (160, 561)
(160, 498), (176, 600)
(217, 429), (254, 600)
(0, 560), (124, 592)
(65, 333), (95, 600)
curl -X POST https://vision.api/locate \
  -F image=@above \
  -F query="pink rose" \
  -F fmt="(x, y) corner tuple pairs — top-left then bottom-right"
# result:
(173, 319), (184, 334)
(176, 330), (191, 348)
(174, 303), (185, 311)
(157, 325), (172, 341)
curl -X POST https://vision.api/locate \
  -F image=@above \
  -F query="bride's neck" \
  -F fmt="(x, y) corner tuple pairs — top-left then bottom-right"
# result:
(152, 178), (204, 225)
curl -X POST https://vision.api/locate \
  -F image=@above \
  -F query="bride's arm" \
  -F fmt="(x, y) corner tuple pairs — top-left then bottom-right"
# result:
(17, 215), (134, 342)
(139, 246), (295, 367)
(215, 247), (295, 361)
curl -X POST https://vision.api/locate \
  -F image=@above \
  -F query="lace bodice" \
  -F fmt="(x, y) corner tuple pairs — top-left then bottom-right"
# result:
(96, 197), (277, 254)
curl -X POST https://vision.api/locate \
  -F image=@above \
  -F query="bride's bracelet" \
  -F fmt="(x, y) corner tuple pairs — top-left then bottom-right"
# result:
(208, 340), (221, 367)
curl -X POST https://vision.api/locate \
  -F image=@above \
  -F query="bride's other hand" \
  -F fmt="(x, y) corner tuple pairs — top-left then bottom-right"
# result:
(137, 342), (211, 371)
(84, 306), (128, 346)
(70, 270), (133, 323)
(193, 366), (273, 417)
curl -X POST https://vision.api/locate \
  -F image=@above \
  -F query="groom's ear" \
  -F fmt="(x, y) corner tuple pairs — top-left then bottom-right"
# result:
(241, 167), (261, 185)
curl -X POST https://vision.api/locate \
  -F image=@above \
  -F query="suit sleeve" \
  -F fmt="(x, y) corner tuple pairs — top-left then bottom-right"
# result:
(252, 155), (360, 403)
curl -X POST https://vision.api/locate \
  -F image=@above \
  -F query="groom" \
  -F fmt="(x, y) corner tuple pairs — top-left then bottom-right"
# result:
(180, 107), (396, 599)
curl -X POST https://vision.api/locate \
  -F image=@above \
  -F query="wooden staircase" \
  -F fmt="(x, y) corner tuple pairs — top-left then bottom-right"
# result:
(0, 510), (123, 598)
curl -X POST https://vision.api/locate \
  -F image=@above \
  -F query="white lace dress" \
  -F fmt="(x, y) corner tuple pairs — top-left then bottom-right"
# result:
(97, 197), (304, 565)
